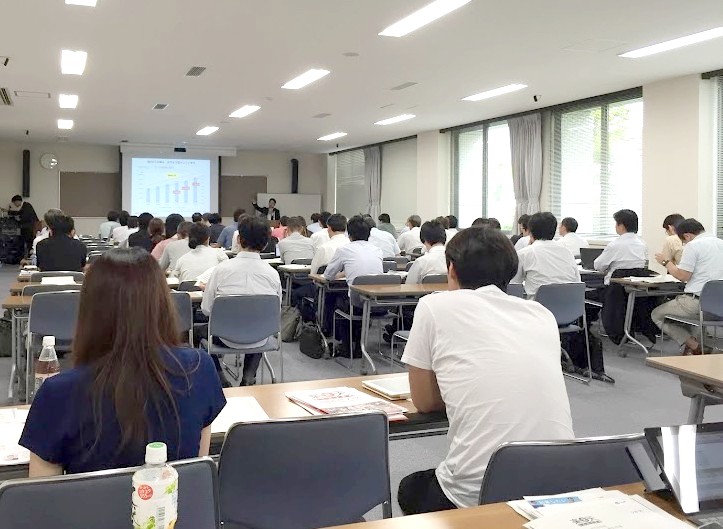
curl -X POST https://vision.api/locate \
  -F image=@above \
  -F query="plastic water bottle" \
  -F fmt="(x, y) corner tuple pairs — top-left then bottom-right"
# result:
(34, 336), (60, 394)
(132, 442), (178, 529)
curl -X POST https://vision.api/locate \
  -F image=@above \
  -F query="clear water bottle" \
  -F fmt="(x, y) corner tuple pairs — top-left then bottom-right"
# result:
(132, 442), (178, 529)
(34, 335), (60, 394)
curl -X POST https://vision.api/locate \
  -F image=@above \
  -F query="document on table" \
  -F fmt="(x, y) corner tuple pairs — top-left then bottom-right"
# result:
(40, 276), (76, 285)
(211, 397), (270, 434)
(0, 408), (30, 466)
(625, 275), (681, 284)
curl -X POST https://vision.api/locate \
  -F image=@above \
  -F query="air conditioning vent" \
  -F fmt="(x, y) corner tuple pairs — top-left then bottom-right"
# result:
(152, 103), (169, 110)
(0, 88), (12, 106)
(391, 81), (418, 91)
(313, 113), (331, 118)
(185, 66), (206, 77)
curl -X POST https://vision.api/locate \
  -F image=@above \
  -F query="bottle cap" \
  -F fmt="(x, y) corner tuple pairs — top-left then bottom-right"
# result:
(42, 336), (55, 347)
(145, 442), (168, 464)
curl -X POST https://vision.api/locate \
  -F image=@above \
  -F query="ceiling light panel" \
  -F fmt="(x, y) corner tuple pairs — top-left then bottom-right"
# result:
(61, 50), (87, 75)
(375, 114), (416, 126)
(462, 83), (527, 102)
(65, 0), (98, 5)
(379, 0), (472, 37)
(229, 105), (261, 118)
(59, 94), (78, 109)
(318, 132), (348, 141)
(619, 27), (723, 58)
(196, 126), (219, 136)
(282, 69), (330, 90)
(57, 119), (74, 130)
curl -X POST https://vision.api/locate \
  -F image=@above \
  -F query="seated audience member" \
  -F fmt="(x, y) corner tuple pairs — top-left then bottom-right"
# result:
(218, 208), (246, 250)
(19, 248), (226, 476)
(512, 212), (580, 299)
(201, 216), (282, 386)
(377, 213), (397, 238)
(192, 212), (203, 223)
(397, 215), (423, 254)
(278, 216), (315, 264)
(659, 213), (685, 266)
(446, 215), (459, 237)
(36, 215), (88, 272)
(151, 213), (186, 260)
(99, 210), (120, 240)
(310, 214), (349, 274)
(174, 223), (229, 282)
(365, 215), (400, 258)
(397, 227), (574, 514)
(311, 211), (333, 250)
(653, 219), (723, 355)
(32, 208), (64, 258)
(118, 216), (140, 248)
(472, 217), (501, 230)
(307, 213), (323, 234)
(207, 213), (225, 244)
(323, 215), (383, 356)
(406, 221), (447, 285)
(160, 221), (193, 271)
(557, 217), (589, 258)
(271, 216), (289, 241)
(110, 210), (131, 243)
(148, 218), (165, 253)
(593, 209), (647, 285)
(513, 214), (531, 249)
(127, 212), (154, 251)
(434, 216), (454, 244)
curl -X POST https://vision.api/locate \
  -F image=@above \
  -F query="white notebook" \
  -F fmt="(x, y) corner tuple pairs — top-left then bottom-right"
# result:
(40, 276), (76, 285)
(211, 397), (270, 434)
(362, 376), (411, 401)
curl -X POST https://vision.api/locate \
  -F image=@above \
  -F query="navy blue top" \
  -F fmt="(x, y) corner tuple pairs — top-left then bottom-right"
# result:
(20, 348), (226, 474)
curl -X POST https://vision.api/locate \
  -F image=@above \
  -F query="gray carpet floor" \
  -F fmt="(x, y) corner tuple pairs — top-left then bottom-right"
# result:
(1, 265), (720, 519)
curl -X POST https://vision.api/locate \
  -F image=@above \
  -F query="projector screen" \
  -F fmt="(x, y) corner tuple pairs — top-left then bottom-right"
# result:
(122, 155), (219, 217)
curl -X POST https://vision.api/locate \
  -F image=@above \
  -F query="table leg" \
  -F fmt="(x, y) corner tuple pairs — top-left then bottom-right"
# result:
(359, 297), (377, 376)
(284, 273), (292, 306)
(316, 284), (330, 358)
(618, 290), (649, 357)
(688, 394), (706, 424)
(7, 309), (17, 400)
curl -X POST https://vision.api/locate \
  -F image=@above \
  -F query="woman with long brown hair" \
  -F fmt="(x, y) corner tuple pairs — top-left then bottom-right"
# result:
(148, 217), (165, 252)
(20, 248), (226, 476)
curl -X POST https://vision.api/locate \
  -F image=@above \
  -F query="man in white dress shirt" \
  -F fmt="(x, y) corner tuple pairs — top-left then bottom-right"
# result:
(397, 215), (423, 254)
(406, 221), (448, 285)
(99, 210), (120, 240)
(310, 211), (332, 250)
(110, 211), (131, 244)
(277, 216), (315, 264)
(593, 209), (648, 285)
(310, 214), (349, 274)
(557, 217), (589, 258)
(512, 212), (580, 299)
(652, 219), (723, 355)
(398, 227), (574, 514)
(306, 213), (323, 234)
(159, 222), (193, 272)
(202, 216), (282, 386)
(513, 214), (531, 250)
(364, 215), (400, 258)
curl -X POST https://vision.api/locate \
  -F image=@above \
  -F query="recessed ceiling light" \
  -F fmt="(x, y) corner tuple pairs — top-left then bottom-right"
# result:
(379, 0), (472, 38)
(318, 132), (348, 141)
(229, 105), (261, 118)
(57, 119), (74, 130)
(375, 114), (416, 126)
(196, 126), (219, 136)
(59, 94), (78, 109)
(462, 83), (528, 102)
(282, 69), (330, 90)
(619, 26), (723, 58)
(61, 50), (87, 75)
(65, 0), (97, 6)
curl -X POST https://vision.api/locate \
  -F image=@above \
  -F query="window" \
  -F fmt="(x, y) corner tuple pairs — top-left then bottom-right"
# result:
(452, 121), (516, 231)
(334, 149), (367, 217)
(550, 91), (643, 237)
(716, 76), (723, 238)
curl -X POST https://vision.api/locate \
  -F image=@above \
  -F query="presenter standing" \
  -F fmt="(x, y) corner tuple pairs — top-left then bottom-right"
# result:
(4, 195), (39, 257)
(252, 198), (281, 221)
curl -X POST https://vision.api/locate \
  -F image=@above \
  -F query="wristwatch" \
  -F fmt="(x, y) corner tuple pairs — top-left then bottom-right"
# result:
(661, 259), (670, 267)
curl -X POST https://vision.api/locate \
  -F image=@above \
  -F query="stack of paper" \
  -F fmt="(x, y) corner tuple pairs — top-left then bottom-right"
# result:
(362, 375), (411, 400)
(286, 387), (408, 421)
(625, 275), (681, 284)
(40, 276), (76, 285)
(0, 408), (30, 466)
(211, 397), (270, 434)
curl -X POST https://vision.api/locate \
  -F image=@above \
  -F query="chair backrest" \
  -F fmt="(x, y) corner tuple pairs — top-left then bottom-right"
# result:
(700, 280), (723, 320)
(260, 252), (276, 259)
(219, 414), (391, 529)
(170, 291), (193, 333)
(22, 284), (82, 296)
(209, 295), (280, 345)
(291, 258), (312, 265)
(535, 283), (585, 325)
(507, 283), (527, 299)
(87, 253), (104, 265)
(178, 280), (201, 292)
(28, 291), (81, 340)
(382, 261), (396, 273)
(422, 274), (447, 284)
(479, 434), (644, 504)
(405, 261), (414, 272)
(0, 457), (219, 529)
(30, 271), (84, 282)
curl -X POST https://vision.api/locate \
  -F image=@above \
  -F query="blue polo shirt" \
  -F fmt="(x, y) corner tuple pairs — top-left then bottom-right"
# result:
(20, 347), (226, 474)
(217, 222), (239, 250)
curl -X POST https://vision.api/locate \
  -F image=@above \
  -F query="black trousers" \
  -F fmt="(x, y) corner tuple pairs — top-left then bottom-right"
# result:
(398, 469), (457, 515)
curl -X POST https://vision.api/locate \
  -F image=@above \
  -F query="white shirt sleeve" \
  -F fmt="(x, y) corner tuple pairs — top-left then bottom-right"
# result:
(594, 245), (613, 273)
(201, 267), (220, 316)
(400, 301), (435, 371)
(231, 231), (240, 253)
(511, 250), (525, 285)
(678, 244), (697, 273)
(405, 260), (423, 285)
(159, 246), (171, 271)
(324, 248), (345, 280)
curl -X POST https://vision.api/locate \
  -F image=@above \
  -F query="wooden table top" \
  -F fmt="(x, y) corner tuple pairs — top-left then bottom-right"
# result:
(610, 278), (684, 291)
(9, 282), (82, 295)
(647, 355), (723, 388)
(2, 295), (31, 310)
(321, 483), (684, 529)
(351, 283), (448, 297)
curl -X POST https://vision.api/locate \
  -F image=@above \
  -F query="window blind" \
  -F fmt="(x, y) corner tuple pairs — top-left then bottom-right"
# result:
(717, 76), (723, 238)
(335, 149), (367, 217)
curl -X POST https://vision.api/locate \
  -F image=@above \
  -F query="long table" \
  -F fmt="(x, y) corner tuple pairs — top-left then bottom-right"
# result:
(647, 355), (723, 423)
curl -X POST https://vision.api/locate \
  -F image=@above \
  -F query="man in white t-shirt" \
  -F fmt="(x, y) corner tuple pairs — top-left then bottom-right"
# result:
(310, 212), (332, 250)
(652, 219), (723, 355)
(513, 214), (531, 250)
(406, 221), (447, 285)
(557, 217), (589, 258)
(364, 215), (400, 258)
(397, 215), (423, 254)
(398, 227), (574, 514)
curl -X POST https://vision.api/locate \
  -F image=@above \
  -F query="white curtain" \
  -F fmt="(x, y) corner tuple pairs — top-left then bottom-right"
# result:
(364, 146), (382, 218)
(509, 113), (543, 218)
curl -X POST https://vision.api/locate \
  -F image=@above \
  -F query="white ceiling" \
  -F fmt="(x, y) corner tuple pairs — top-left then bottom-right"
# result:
(2, 0), (723, 153)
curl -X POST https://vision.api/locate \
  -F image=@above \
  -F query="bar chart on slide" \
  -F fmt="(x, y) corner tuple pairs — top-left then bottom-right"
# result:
(131, 158), (211, 216)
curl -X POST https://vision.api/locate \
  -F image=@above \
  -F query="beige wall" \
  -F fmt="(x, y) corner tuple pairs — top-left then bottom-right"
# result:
(381, 138), (418, 227)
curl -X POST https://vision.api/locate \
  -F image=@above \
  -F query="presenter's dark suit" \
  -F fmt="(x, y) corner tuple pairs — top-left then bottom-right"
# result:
(253, 203), (281, 221)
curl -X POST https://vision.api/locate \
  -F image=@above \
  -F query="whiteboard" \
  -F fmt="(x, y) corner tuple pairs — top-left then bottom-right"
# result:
(257, 193), (322, 219)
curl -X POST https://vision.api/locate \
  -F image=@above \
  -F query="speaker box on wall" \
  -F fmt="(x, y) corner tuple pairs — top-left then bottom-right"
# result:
(22, 149), (30, 197)
(291, 158), (299, 194)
